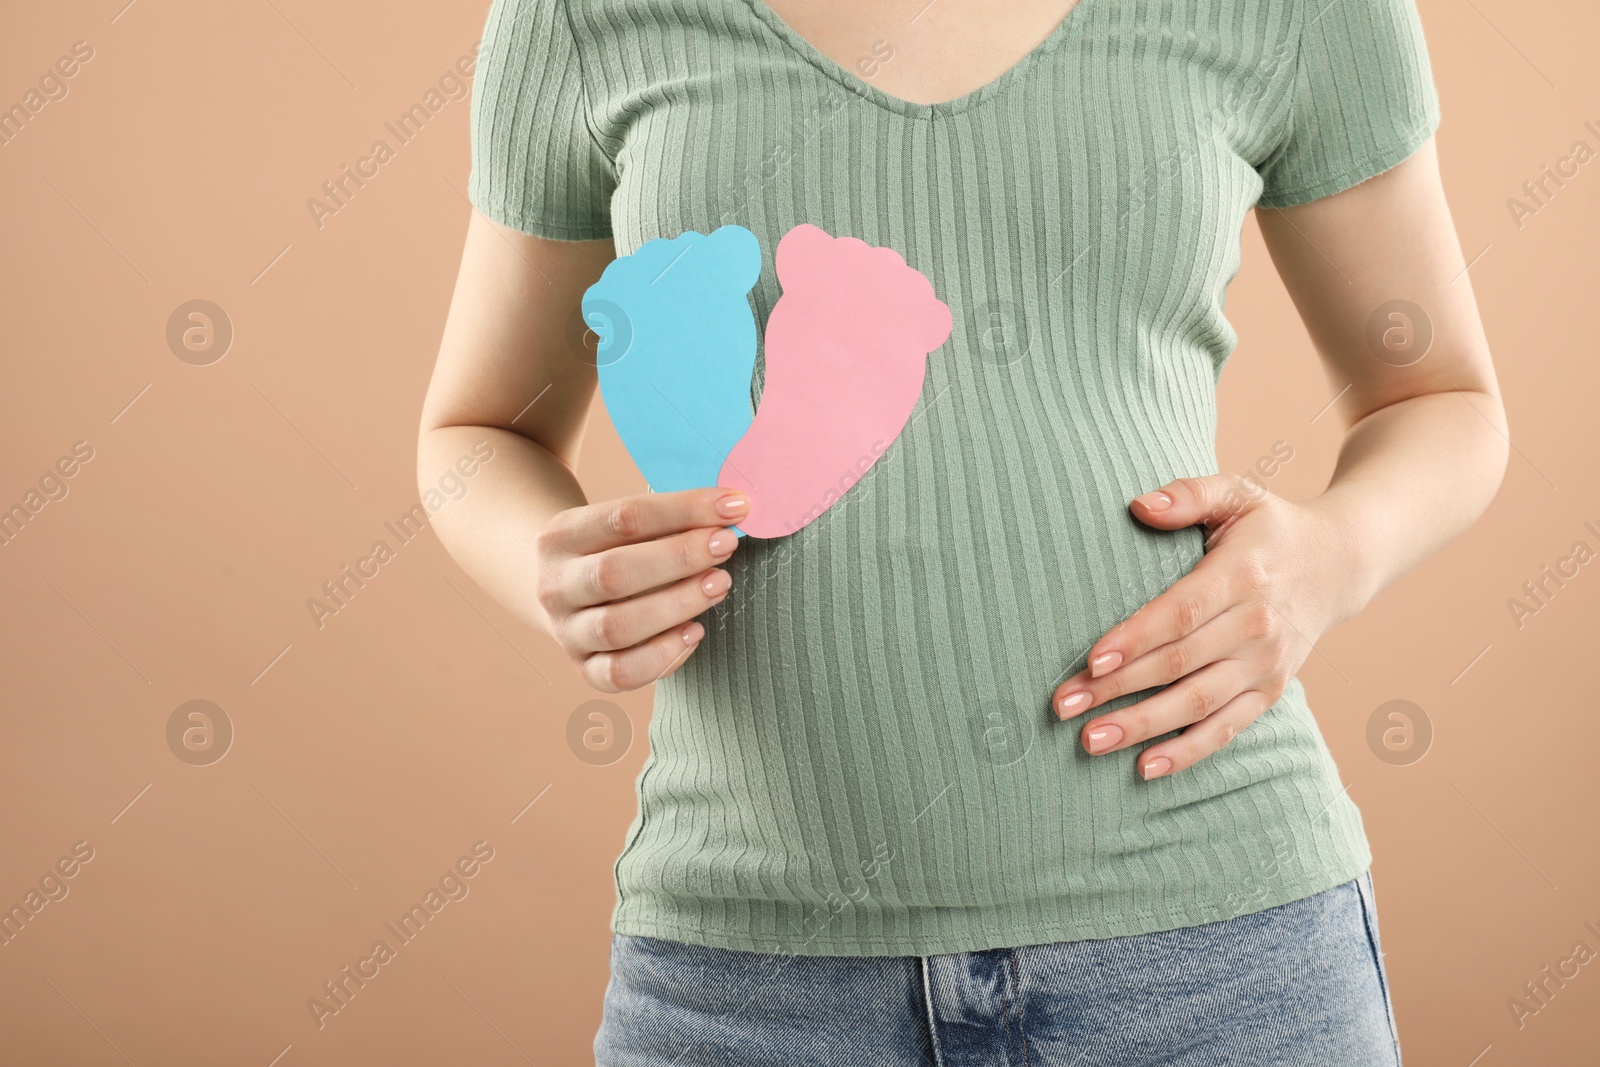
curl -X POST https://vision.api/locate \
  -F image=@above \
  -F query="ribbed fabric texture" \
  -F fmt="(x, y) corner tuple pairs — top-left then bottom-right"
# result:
(468, 0), (1441, 956)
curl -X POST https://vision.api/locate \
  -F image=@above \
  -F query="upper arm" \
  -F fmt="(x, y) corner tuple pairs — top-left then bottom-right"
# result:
(1256, 138), (1498, 428)
(419, 0), (619, 468)
(1252, 0), (1495, 426)
(418, 214), (614, 469)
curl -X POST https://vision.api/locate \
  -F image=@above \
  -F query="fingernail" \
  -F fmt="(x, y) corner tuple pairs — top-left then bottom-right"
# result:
(1143, 756), (1173, 779)
(682, 622), (704, 645)
(717, 494), (750, 518)
(1057, 691), (1091, 718)
(708, 531), (734, 557)
(1085, 723), (1123, 754)
(1135, 491), (1172, 511)
(702, 570), (730, 597)
(1090, 651), (1122, 677)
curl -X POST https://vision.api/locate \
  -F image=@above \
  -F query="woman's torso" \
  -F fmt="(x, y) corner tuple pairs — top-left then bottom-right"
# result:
(493, 0), (1378, 954)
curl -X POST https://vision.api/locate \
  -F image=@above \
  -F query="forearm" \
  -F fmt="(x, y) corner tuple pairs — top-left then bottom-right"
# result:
(1306, 388), (1509, 627)
(418, 424), (589, 633)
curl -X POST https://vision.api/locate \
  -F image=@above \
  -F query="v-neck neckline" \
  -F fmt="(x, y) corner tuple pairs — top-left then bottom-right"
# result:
(740, 0), (1101, 120)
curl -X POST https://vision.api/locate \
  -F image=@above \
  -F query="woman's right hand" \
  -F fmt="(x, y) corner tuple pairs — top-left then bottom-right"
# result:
(534, 487), (750, 692)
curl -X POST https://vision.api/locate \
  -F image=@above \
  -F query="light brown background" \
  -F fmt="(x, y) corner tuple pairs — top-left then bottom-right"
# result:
(1, 0), (1596, 1063)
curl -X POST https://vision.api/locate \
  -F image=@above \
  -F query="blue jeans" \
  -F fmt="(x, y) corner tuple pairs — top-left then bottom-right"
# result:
(594, 873), (1400, 1066)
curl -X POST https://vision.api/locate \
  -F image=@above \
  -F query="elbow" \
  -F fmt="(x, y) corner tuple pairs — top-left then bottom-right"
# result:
(1481, 383), (1511, 479)
(415, 424), (441, 501)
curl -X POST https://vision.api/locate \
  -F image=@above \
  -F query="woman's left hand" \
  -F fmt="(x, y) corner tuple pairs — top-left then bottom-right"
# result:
(1053, 473), (1354, 781)
(1054, 140), (1510, 781)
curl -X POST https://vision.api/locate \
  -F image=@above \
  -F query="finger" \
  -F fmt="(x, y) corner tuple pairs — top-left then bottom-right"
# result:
(1136, 688), (1278, 780)
(1080, 659), (1252, 756)
(1054, 606), (1255, 719)
(552, 525), (739, 613)
(1129, 473), (1264, 533)
(1083, 554), (1238, 678)
(548, 487), (751, 554)
(566, 567), (732, 653)
(648, 630), (702, 683)
(582, 620), (705, 693)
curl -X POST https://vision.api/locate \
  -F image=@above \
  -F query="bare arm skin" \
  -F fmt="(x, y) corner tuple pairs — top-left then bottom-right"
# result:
(417, 211), (750, 692)
(1053, 137), (1510, 778)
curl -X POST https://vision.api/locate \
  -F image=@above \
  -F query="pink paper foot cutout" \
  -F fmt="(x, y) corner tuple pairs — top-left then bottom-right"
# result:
(718, 224), (952, 538)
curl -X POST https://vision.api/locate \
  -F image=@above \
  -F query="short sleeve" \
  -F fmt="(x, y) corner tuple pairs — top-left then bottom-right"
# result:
(468, 0), (616, 240)
(1256, 0), (1441, 209)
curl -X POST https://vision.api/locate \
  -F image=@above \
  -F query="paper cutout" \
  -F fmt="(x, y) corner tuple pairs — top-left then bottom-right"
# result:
(718, 224), (953, 538)
(582, 225), (762, 496)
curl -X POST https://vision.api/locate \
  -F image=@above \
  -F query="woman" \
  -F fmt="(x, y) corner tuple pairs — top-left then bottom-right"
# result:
(418, 0), (1507, 1061)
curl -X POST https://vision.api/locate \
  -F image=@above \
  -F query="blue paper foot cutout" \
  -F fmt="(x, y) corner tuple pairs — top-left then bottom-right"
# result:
(582, 226), (762, 499)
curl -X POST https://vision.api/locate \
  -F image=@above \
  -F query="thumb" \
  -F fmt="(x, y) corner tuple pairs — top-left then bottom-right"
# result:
(1129, 474), (1260, 531)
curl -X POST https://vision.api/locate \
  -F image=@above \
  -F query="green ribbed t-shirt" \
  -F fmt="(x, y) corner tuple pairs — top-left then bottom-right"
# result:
(468, 0), (1441, 955)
